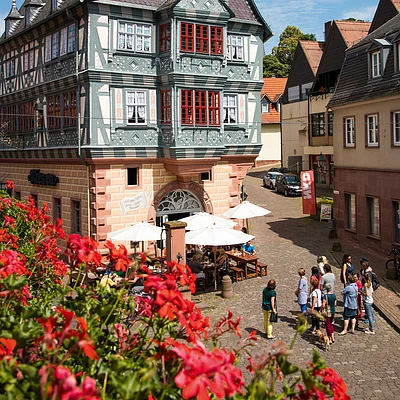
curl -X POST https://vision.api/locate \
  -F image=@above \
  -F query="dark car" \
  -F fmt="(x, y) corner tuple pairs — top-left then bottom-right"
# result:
(275, 174), (302, 196)
(263, 171), (282, 190)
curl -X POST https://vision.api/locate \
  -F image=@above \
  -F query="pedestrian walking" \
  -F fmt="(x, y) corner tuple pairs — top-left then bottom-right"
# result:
(309, 277), (322, 333)
(320, 264), (335, 296)
(339, 275), (359, 335)
(262, 279), (277, 339)
(341, 254), (354, 287)
(295, 268), (308, 314)
(322, 283), (336, 344)
(362, 273), (375, 335)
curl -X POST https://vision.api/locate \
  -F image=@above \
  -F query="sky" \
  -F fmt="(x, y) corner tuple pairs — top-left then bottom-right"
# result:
(0, 0), (379, 52)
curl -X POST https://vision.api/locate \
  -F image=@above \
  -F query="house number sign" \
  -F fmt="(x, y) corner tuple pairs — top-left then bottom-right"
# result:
(28, 170), (59, 186)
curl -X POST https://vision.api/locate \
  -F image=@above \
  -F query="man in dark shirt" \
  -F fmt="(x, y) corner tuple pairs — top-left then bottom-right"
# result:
(187, 255), (204, 276)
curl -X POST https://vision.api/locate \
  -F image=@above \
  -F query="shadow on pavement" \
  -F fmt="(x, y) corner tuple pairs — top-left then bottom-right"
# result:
(244, 327), (266, 339)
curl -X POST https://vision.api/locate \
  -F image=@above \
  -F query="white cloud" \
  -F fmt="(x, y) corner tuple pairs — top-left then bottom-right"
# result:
(342, 6), (376, 21)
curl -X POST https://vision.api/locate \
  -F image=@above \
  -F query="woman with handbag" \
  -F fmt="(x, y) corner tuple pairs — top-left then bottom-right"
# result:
(321, 283), (336, 344)
(262, 279), (277, 339)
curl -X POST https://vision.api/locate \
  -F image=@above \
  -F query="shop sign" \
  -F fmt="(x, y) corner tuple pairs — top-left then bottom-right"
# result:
(300, 170), (316, 215)
(120, 192), (151, 215)
(28, 170), (59, 186)
(320, 204), (332, 220)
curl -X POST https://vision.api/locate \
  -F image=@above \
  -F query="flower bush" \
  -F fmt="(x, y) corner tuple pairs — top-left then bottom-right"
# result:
(0, 186), (350, 400)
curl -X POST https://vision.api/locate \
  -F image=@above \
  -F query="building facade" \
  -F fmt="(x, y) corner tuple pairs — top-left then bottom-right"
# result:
(256, 77), (286, 166)
(0, 0), (271, 250)
(329, 13), (400, 253)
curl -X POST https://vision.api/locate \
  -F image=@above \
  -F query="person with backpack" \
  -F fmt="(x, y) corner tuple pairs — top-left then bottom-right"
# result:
(360, 257), (380, 291)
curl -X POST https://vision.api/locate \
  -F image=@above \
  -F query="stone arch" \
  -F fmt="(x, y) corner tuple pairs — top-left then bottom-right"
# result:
(147, 180), (213, 223)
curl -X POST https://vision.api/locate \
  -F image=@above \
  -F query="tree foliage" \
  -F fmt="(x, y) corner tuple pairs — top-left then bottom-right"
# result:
(264, 25), (316, 78)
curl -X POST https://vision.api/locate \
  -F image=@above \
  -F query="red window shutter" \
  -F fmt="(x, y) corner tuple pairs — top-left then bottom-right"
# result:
(210, 26), (223, 54)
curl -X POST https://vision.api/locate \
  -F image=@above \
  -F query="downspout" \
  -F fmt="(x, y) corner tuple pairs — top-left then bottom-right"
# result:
(67, 8), (91, 237)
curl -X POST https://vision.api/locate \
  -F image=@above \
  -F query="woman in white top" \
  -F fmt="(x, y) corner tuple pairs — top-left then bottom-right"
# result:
(309, 277), (322, 333)
(362, 273), (375, 334)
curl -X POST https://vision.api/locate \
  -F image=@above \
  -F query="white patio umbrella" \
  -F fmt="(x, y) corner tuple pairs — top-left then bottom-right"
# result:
(223, 201), (271, 219)
(185, 226), (255, 289)
(179, 212), (237, 231)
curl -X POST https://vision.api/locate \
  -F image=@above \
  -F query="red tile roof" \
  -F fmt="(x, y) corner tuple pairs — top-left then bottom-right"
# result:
(261, 78), (287, 124)
(335, 21), (371, 47)
(299, 41), (325, 75)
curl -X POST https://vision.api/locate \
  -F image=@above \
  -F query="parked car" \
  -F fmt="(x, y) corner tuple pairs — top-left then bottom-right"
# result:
(275, 174), (302, 196)
(263, 171), (282, 190)
(268, 167), (288, 173)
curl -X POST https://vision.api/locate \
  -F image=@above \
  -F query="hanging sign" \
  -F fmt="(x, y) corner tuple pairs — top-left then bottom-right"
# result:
(300, 170), (316, 215)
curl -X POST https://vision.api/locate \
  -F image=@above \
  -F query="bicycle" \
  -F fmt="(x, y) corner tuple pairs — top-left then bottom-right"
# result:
(386, 248), (400, 279)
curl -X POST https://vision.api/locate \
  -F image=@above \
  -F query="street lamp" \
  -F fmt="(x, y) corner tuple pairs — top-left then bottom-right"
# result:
(317, 152), (326, 175)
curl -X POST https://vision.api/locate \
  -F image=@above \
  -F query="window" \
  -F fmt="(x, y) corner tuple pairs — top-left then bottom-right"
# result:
(72, 200), (81, 234)
(45, 35), (52, 62)
(223, 94), (237, 124)
(345, 193), (356, 230)
(371, 51), (381, 78)
(53, 197), (62, 222)
(127, 168), (139, 186)
(288, 86), (299, 102)
(276, 102), (281, 113)
(4, 58), (16, 78)
(63, 92), (77, 127)
(180, 23), (223, 55)
(344, 117), (355, 147)
(180, 23), (194, 52)
(367, 197), (380, 236)
(52, 0), (61, 10)
(127, 91), (146, 124)
(394, 201), (400, 242)
(182, 90), (220, 125)
(19, 102), (35, 133)
(227, 35), (244, 61)
(261, 100), (269, 113)
(397, 42), (400, 72)
(48, 95), (61, 129)
(200, 171), (211, 181)
(366, 114), (378, 146)
(160, 91), (171, 123)
(0, 105), (17, 133)
(31, 194), (38, 208)
(311, 113), (325, 136)
(301, 82), (313, 100)
(118, 22), (151, 53)
(328, 112), (333, 136)
(60, 27), (68, 56)
(52, 32), (59, 59)
(159, 24), (171, 52)
(393, 112), (400, 145)
(23, 43), (35, 72)
(67, 24), (76, 54)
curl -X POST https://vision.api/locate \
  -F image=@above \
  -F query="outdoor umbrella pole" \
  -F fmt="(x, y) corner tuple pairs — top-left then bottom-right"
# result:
(214, 246), (217, 290)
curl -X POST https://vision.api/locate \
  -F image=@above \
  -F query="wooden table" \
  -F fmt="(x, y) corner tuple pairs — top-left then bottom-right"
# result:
(226, 251), (258, 279)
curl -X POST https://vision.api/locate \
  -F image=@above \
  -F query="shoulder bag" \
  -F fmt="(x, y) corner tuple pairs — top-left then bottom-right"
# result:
(270, 297), (278, 323)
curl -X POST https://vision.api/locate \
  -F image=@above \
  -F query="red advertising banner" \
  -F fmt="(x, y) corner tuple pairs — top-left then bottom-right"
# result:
(300, 170), (316, 215)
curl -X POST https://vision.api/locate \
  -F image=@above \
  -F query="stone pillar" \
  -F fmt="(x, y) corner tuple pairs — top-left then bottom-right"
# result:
(164, 221), (187, 264)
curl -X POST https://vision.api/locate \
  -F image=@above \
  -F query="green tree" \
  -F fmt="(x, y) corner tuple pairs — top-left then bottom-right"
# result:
(264, 25), (316, 78)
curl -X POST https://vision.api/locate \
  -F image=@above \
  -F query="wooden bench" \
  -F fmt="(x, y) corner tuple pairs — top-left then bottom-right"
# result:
(229, 266), (244, 282)
(257, 262), (268, 277)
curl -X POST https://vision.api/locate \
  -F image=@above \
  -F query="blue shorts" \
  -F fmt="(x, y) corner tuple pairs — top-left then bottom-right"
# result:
(299, 304), (307, 314)
(343, 307), (357, 320)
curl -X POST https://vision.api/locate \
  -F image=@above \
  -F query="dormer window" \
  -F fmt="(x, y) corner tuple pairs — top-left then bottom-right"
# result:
(261, 100), (269, 113)
(52, 0), (61, 11)
(371, 51), (381, 78)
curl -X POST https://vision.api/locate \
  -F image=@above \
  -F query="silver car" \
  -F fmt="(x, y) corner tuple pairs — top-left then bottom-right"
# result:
(263, 171), (282, 190)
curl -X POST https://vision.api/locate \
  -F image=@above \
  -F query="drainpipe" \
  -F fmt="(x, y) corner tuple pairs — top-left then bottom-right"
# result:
(67, 7), (91, 237)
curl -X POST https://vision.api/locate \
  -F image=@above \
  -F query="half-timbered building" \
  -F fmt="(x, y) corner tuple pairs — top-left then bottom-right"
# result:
(0, 0), (271, 249)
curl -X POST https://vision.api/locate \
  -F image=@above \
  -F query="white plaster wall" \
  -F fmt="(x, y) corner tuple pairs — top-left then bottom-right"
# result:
(258, 124), (281, 161)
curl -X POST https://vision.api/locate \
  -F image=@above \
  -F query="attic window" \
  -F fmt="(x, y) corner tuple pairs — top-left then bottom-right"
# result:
(371, 51), (381, 78)
(261, 100), (269, 113)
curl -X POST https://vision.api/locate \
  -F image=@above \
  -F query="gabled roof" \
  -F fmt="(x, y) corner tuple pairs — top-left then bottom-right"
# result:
(336, 20), (371, 48)
(261, 78), (286, 124)
(369, 0), (400, 33)
(299, 40), (325, 74)
(329, 13), (400, 108)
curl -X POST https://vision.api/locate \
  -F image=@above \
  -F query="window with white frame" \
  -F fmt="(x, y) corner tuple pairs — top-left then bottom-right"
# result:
(52, 31), (59, 59)
(367, 196), (380, 236)
(393, 112), (400, 145)
(371, 50), (381, 78)
(127, 91), (146, 124)
(118, 22), (151, 53)
(67, 24), (76, 53)
(345, 193), (356, 230)
(367, 114), (379, 146)
(45, 35), (52, 62)
(344, 117), (355, 147)
(261, 100), (270, 113)
(223, 94), (237, 124)
(227, 35), (244, 61)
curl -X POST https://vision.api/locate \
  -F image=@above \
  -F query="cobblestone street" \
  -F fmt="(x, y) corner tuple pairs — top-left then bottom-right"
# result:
(197, 171), (400, 400)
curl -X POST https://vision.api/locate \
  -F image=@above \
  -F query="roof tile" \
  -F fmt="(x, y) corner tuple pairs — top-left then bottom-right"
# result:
(299, 41), (325, 74)
(261, 78), (286, 124)
(335, 21), (371, 48)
